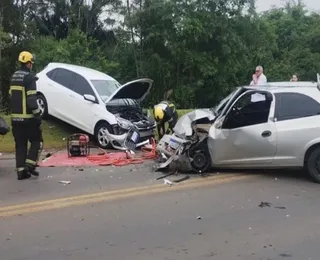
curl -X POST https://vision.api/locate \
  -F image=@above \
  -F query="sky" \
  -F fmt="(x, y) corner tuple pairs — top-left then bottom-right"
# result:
(256, 0), (320, 12)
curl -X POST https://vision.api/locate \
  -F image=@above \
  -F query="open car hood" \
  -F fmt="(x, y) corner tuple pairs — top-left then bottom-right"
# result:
(107, 78), (153, 103)
(173, 109), (216, 138)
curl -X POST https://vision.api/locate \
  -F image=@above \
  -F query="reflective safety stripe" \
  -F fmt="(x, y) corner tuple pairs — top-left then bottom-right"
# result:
(10, 86), (24, 91)
(169, 103), (176, 112)
(9, 85), (30, 119)
(32, 108), (41, 114)
(11, 114), (33, 119)
(17, 167), (25, 172)
(26, 159), (36, 165)
(27, 90), (37, 96)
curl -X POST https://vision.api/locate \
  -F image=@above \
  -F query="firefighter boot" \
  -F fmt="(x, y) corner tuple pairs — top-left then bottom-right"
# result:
(25, 165), (39, 177)
(17, 169), (31, 180)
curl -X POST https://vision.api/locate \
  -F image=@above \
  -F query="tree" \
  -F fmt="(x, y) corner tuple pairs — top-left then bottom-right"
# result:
(31, 29), (119, 73)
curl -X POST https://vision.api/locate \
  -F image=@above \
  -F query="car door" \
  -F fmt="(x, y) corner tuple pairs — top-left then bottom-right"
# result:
(67, 72), (101, 133)
(209, 90), (277, 167)
(273, 92), (320, 166)
(46, 68), (75, 122)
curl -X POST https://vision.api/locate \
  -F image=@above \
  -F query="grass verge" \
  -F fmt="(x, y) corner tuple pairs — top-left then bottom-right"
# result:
(0, 109), (193, 153)
(0, 115), (76, 153)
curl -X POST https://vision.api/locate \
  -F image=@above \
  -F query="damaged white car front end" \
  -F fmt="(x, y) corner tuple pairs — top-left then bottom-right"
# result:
(103, 116), (151, 151)
(156, 109), (216, 172)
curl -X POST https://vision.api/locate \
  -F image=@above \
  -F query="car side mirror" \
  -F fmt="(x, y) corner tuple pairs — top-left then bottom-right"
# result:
(83, 94), (97, 103)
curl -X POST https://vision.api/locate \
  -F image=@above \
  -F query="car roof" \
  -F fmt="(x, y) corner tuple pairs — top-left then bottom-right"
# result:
(45, 62), (116, 81)
(243, 81), (319, 94)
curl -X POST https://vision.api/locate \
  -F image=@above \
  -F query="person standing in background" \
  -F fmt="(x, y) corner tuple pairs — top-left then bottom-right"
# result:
(250, 65), (267, 86)
(290, 74), (298, 82)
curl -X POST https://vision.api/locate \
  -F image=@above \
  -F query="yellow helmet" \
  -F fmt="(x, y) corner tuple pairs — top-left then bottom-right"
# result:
(154, 106), (164, 121)
(18, 51), (34, 64)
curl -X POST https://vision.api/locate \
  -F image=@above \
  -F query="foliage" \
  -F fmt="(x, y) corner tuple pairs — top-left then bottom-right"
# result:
(1, 0), (320, 109)
(31, 30), (119, 74)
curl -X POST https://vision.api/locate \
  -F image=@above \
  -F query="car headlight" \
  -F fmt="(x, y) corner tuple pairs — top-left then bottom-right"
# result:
(116, 117), (134, 130)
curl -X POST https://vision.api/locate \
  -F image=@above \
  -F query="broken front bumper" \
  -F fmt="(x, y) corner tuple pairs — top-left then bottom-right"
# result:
(155, 134), (193, 172)
(104, 127), (151, 150)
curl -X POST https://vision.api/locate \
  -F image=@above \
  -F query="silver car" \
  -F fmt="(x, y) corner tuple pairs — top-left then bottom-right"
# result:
(156, 80), (320, 183)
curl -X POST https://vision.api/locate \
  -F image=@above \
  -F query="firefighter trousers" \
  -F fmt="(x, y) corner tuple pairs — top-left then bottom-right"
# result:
(12, 119), (43, 171)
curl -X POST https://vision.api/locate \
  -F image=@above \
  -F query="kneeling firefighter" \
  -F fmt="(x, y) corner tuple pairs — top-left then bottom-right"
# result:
(9, 51), (43, 180)
(153, 101), (178, 139)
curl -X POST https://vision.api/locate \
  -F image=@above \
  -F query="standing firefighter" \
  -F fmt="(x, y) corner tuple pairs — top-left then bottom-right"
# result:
(9, 51), (43, 180)
(153, 101), (178, 139)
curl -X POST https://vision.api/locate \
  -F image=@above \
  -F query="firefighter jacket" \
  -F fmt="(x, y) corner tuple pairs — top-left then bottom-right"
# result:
(154, 100), (178, 138)
(9, 67), (40, 121)
(156, 101), (176, 123)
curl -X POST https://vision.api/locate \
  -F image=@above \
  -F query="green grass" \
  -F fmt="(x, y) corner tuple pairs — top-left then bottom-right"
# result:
(0, 115), (76, 153)
(0, 109), (193, 153)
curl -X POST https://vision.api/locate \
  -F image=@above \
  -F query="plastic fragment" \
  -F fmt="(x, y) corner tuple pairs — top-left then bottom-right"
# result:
(164, 178), (173, 186)
(59, 181), (71, 185)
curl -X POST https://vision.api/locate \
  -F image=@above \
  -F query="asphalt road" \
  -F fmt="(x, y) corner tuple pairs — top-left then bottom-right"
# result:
(0, 157), (320, 260)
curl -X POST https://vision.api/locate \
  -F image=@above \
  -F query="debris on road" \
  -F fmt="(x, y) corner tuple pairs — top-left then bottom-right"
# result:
(258, 201), (272, 208)
(46, 176), (53, 179)
(163, 178), (173, 186)
(173, 175), (190, 183)
(156, 171), (176, 180)
(59, 181), (71, 185)
(197, 216), (202, 220)
(275, 206), (286, 209)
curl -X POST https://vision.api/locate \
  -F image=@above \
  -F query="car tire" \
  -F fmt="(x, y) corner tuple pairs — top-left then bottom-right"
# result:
(94, 122), (113, 149)
(37, 94), (49, 119)
(189, 140), (211, 173)
(306, 147), (320, 183)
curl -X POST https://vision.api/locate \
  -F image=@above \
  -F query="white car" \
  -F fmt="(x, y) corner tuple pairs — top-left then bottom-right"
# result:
(36, 62), (156, 149)
(156, 80), (320, 183)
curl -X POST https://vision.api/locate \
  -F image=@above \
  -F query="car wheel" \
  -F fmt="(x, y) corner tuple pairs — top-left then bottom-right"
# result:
(94, 122), (112, 149)
(306, 147), (320, 183)
(37, 94), (48, 119)
(189, 141), (211, 173)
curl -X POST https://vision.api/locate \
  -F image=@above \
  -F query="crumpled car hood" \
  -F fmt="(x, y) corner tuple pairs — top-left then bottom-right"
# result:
(173, 109), (216, 138)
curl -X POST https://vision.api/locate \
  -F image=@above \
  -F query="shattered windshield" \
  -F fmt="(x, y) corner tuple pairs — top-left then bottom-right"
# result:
(91, 80), (121, 102)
